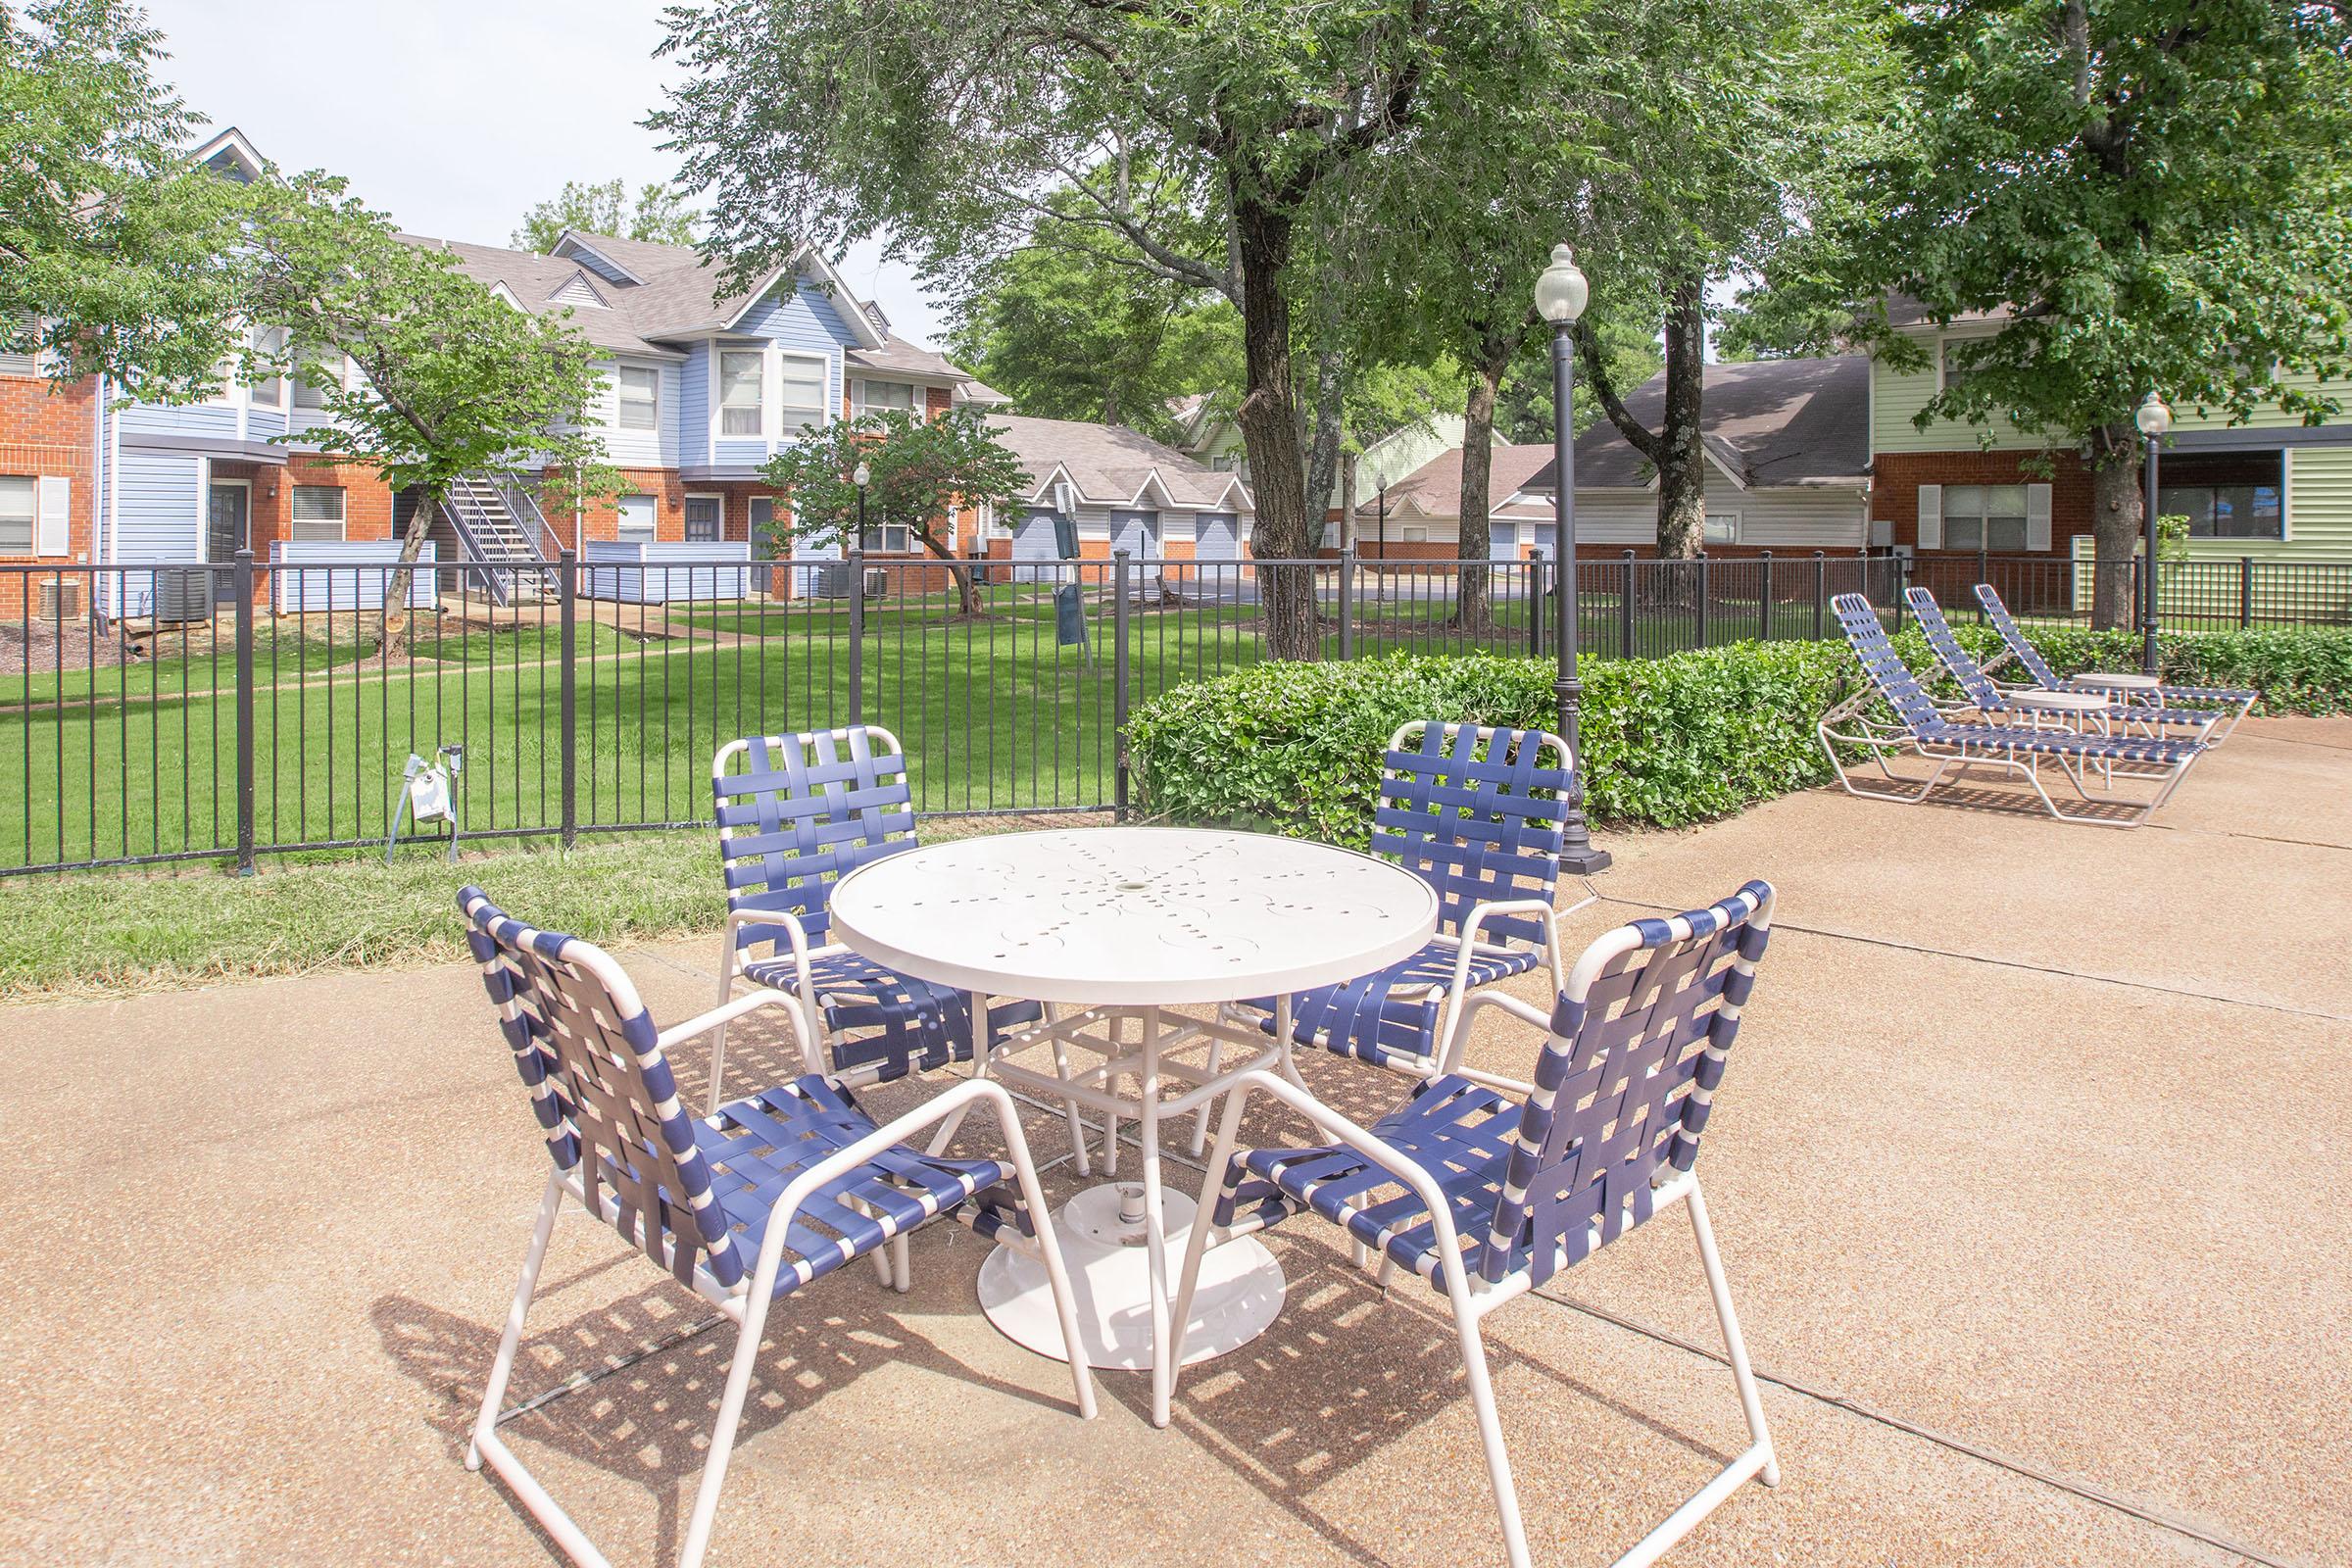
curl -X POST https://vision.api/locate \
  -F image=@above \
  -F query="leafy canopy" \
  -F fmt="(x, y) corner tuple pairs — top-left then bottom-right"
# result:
(0, 0), (255, 397)
(512, 177), (697, 254)
(758, 407), (1029, 560)
(1737, 0), (2352, 450)
(244, 172), (615, 503)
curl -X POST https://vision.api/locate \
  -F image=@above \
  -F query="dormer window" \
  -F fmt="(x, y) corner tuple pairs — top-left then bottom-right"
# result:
(718, 350), (764, 436)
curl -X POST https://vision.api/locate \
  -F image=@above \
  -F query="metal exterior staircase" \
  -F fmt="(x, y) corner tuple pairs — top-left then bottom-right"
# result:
(440, 474), (558, 606)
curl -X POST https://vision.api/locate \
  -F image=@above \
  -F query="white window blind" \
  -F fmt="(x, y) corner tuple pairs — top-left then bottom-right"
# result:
(779, 358), (827, 433)
(290, 485), (347, 541)
(617, 366), (659, 431)
(1941, 484), (2029, 552)
(856, 379), (915, 415)
(718, 351), (764, 436)
(0, 476), (34, 552)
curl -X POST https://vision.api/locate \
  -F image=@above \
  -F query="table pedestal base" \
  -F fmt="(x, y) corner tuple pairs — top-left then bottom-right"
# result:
(978, 1182), (1285, 1369)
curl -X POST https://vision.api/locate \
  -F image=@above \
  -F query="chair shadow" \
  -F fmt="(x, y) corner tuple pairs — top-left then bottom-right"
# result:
(374, 1257), (1076, 1564)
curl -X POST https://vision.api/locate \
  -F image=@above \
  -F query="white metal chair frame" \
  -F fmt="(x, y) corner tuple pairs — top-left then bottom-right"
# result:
(1224, 720), (1591, 1085)
(1171, 910), (1778, 1568)
(468, 941), (1097, 1568)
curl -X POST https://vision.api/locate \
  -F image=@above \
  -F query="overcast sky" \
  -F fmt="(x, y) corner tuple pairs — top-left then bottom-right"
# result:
(145, 0), (954, 348)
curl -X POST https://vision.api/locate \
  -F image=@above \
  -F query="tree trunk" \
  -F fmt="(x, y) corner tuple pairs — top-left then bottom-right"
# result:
(916, 523), (986, 617)
(1454, 359), (1503, 629)
(381, 483), (440, 657)
(1229, 191), (1320, 661)
(1654, 272), (1707, 563)
(2088, 422), (2140, 629)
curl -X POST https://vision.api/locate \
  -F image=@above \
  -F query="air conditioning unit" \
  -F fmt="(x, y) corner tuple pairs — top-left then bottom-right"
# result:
(36, 578), (81, 620)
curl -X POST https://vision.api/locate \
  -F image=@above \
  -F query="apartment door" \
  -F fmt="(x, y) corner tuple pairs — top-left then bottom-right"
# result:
(205, 480), (250, 563)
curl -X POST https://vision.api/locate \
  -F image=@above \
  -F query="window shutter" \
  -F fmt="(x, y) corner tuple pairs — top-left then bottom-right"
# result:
(2281, 451), (2294, 540)
(2025, 483), (2052, 552)
(1916, 484), (1942, 550)
(36, 475), (70, 556)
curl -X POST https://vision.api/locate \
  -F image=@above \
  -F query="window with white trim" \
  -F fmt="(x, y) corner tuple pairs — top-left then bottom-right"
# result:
(859, 523), (912, 553)
(247, 326), (286, 408)
(0, 476), (32, 552)
(1400, 525), (1429, 544)
(779, 356), (828, 433)
(718, 350), (764, 436)
(616, 366), (660, 431)
(684, 496), (722, 542)
(289, 485), (347, 541)
(855, 378), (916, 416)
(0, 312), (39, 376)
(1703, 513), (1739, 544)
(293, 346), (342, 410)
(1941, 484), (2029, 552)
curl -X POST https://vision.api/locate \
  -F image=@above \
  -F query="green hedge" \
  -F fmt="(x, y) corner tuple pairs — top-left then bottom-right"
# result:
(1125, 623), (2352, 841)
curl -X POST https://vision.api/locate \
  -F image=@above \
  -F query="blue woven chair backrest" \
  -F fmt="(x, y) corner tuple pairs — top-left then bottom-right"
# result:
(1972, 584), (2064, 686)
(1831, 593), (1941, 733)
(712, 725), (917, 950)
(1374, 721), (1570, 948)
(461, 887), (746, 1290)
(1903, 587), (2002, 709)
(1482, 879), (1773, 1288)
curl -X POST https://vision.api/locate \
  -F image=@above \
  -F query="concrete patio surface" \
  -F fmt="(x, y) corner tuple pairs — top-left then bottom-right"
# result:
(3, 718), (2344, 1567)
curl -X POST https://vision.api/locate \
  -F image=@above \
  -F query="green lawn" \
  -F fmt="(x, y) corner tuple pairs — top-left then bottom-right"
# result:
(0, 578), (1919, 873)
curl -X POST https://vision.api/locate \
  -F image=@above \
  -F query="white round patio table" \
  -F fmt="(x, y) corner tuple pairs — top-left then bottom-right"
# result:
(2066, 670), (2163, 692)
(827, 825), (1438, 1429)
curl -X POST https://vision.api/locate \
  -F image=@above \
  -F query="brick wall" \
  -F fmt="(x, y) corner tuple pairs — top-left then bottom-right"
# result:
(1871, 450), (2096, 556)
(0, 371), (98, 615)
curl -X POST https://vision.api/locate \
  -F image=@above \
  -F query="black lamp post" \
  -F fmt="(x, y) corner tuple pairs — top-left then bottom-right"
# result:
(2133, 392), (2171, 675)
(1535, 243), (1610, 875)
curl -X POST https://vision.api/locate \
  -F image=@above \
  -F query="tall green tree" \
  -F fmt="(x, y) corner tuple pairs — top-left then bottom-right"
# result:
(759, 407), (1028, 616)
(245, 174), (616, 647)
(512, 177), (697, 253)
(1740, 0), (2352, 628)
(947, 186), (1241, 442)
(1, 0), (254, 396)
(654, 0), (1567, 659)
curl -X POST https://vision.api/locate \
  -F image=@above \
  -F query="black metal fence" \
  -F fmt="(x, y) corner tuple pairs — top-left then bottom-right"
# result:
(3, 549), (2345, 876)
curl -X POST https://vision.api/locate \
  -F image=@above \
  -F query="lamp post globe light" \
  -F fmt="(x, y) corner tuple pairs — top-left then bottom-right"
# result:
(2133, 391), (2172, 675)
(1535, 243), (1609, 874)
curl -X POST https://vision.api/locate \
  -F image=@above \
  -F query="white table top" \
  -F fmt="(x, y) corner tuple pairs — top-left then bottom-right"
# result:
(2069, 670), (2162, 691)
(827, 826), (1441, 1005)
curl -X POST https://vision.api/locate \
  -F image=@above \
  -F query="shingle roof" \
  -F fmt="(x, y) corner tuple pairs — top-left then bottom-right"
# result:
(1521, 355), (1871, 493)
(985, 415), (1252, 511)
(1360, 444), (1555, 520)
(847, 337), (969, 381)
(401, 235), (675, 356)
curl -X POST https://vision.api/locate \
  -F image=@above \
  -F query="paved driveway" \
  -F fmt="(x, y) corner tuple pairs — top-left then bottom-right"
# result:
(3, 719), (2343, 1567)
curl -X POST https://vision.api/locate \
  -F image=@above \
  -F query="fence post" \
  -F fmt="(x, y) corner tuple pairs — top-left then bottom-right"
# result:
(1976, 546), (1988, 620)
(2240, 556), (2254, 629)
(1812, 551), (1827, 640)
(1757, 551), (1773, 642)
(233, 548), (256, 877)
(1620, 550), (1636, 659)
(1893, 553), (1910, 631)
(846, 547), (865, 729)
(1337, 547), (1355, 662)
(558, 549), (577, 850)
(1694, 554), (1711, 649)
(1113, 550), (1132, 821)
(1526, 554), (1542, 658)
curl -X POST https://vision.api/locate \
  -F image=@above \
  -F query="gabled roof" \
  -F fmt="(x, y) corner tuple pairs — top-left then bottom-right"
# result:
(402, 235), (678, 357)
(1360, 443), (1554, 521)
(987, 415), (1252, 512)
(847, 337), (972, 382)
(189, 126), (267, 183)
(1520, 355), (1871, 493)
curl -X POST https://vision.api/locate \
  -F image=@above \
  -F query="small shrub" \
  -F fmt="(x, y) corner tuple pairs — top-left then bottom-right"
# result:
(1126, 622), (2352, 843)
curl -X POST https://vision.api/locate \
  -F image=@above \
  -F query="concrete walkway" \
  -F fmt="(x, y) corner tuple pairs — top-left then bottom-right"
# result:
(3, 720), (2344, 1567)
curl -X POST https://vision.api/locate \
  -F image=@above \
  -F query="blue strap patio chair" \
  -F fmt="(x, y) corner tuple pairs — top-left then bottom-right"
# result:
(1905, 587), (2221, 743)
(1173, 882), (1783, 1568)
(710, 724), (1042, 1108)
(459, 887), (1093, 1568)
(1239, 720), (1591, 1084)
(1817, 593), (2205, 828)
(1974, 583), (2256, 742)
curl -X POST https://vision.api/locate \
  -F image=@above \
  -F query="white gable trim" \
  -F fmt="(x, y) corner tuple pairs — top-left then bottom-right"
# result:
(189, 127), (267, 181)
(718, 246), (889, 349)
(550, 271), (611, 310)
(551, 231), (647, 286)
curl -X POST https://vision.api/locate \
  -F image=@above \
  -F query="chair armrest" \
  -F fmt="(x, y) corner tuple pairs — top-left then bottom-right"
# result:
(656, 988), (816, 1071)
(1457, 896), (1571, 991)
